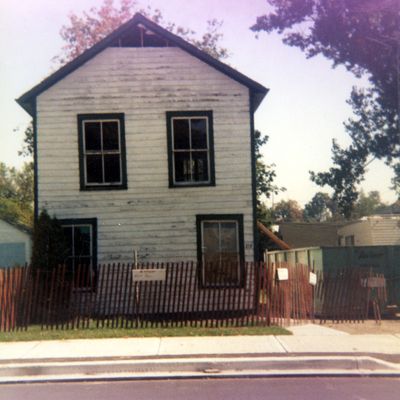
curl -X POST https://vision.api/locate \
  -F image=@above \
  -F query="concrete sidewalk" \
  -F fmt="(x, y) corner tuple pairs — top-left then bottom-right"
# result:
(0, 324), (399, 383)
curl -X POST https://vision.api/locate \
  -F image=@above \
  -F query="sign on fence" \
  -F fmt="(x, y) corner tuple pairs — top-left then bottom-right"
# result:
(309, 272), (317, 286)
(132, 268), (166, 282)
(277, 268), (288, 281)
(367, 277), (386, 288)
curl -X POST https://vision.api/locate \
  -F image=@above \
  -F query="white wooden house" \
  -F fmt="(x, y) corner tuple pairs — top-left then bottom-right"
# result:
(17, 14), (268, 287)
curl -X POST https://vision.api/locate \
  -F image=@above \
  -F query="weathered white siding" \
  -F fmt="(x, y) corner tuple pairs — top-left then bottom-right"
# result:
(37, 47), (254, 263)
(338, 215), (400, 246)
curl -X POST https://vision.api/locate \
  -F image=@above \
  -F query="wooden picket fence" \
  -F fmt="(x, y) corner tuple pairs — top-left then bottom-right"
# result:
(315, 268), (387, 323)
(1, 262), (386, 332)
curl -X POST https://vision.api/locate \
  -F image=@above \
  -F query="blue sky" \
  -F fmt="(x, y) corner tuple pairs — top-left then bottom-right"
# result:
(0, 0), (397, 206)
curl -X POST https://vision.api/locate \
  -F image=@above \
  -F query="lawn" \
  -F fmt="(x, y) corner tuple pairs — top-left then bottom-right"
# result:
(0, 323), (290, 342)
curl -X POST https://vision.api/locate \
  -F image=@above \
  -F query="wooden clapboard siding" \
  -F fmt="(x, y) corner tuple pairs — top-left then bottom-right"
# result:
(36, 47), (254, 262)
(338, 215), (400, 246)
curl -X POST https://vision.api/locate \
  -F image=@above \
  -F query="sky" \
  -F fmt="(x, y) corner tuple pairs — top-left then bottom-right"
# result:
(0, 0), (397, 206)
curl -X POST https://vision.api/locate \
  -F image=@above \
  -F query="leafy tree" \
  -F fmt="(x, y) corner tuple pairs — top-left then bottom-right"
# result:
(309, 139), (368, 219)
(391, 164), (400, 198)
(304, 192), (331, 222)
(252, 0), (399, 216)
(31, 210), (69, 270)
(353, 190), (386, 218)
(255, 130), (285, 218)
(0, 162), (33, 227)
(55, 0), (228, 65)
(18, 122), (34, 158)
(273, 199), (304, 222)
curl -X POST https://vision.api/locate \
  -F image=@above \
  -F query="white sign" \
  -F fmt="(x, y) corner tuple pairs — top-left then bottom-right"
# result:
(132, 268), (166, 282)
(309, 272), (317, 286)
(277, 268), (289, 281)
(367, 277), (386, 288)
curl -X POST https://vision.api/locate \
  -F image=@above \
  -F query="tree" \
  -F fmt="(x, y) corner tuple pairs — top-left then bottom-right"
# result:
(55, 0), (228, 65)
(273, 199), (304, 222)
(254, 130), (285, 225)
(309, 139), (368, 219)
(18, 121), (34, 159)
(252, 0), (399, 216)
(353, 190), (386, 218)
(31, 210), (69, 270)
(0, 162), (33, 227)
(304, 192), (333, 222)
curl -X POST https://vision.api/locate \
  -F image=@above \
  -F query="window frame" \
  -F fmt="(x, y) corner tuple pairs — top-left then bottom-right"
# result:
(196, 214), (245, 288)
(60, 218), (97, 290)
(166, 111), (215, 188)
(78, 113), (127, 191)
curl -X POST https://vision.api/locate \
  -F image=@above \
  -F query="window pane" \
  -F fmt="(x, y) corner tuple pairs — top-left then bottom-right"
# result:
(202, 220), (240, 286)
(104, 154), (121, 183)
(174, 152), (191, 182)
(173, 119), (190, 149)
(102, 121), (120, 150)
(74, 226), (91, 256)
(86, 155), (103, 183)
(62, 227), (73, 257)
(84, 122), (101, 150)
(192, 151), (209, 182)
(220, 222), (238, 251)
(203, 222), (220, 254)
(191, 119), (207, 149)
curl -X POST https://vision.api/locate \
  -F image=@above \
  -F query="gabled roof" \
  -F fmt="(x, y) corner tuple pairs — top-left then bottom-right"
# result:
(0, 217), (32, 235)
(17, 13), (268, 116)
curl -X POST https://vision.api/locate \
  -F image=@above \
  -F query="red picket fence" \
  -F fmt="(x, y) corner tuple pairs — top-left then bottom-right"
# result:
(3, 261), (382, 332)
(315, 268), (387, 323)
(0, 267), (27, 332)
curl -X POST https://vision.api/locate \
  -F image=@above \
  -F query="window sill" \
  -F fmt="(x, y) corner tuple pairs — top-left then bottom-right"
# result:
(169, 182), (216, 189)
(80, 184), (128, 191)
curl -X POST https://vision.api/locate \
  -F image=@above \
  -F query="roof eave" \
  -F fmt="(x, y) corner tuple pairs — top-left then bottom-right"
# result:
(16, 13), (269, 115)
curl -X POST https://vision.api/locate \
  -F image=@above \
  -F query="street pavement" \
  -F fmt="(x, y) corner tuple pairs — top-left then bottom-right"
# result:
(0, 323), (399, 383)
(2, 377), (400, 400)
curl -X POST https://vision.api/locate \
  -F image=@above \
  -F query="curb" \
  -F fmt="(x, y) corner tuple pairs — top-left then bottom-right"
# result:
(1, 355), (400, 384)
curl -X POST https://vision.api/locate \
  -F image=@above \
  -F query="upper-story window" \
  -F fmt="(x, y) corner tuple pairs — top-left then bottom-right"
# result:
(78, 113), (127, 190)
(166, 111), (215, 187)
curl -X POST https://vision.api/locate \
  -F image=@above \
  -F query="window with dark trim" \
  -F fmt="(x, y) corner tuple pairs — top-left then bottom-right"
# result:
(60, 218), (97, 290)
(166, 111), (215, 187)
(345, 235), (355, 246)
(196, 214), (244, 287)
(78, 113), (127, 190)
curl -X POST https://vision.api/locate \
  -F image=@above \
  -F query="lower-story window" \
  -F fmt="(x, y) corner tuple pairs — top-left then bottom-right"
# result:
(196, 214), (244, 287)
(60, 218), (97, 289)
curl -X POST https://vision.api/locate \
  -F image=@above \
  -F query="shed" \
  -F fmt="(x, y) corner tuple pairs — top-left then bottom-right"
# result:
(0, 219), (32, 267)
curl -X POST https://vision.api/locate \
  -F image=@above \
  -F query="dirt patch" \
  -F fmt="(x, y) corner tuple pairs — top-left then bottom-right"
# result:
(323, 319), (400, 335)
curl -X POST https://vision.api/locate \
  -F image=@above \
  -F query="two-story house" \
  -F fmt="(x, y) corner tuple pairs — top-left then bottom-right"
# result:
(17, 14), (268, 288)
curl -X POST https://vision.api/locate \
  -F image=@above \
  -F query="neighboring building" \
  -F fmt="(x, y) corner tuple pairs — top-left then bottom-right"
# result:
(16, 14), (268, 287)
(338, 215), (400, 247)
(279, 222), (343, 248)
(0, 219), (31, 267)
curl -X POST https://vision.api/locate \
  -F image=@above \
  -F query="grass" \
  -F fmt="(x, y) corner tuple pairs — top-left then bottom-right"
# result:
(0, 322), (290, 342)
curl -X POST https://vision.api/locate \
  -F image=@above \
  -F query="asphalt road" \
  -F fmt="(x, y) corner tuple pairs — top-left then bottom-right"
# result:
(1, 377), (400, 400)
